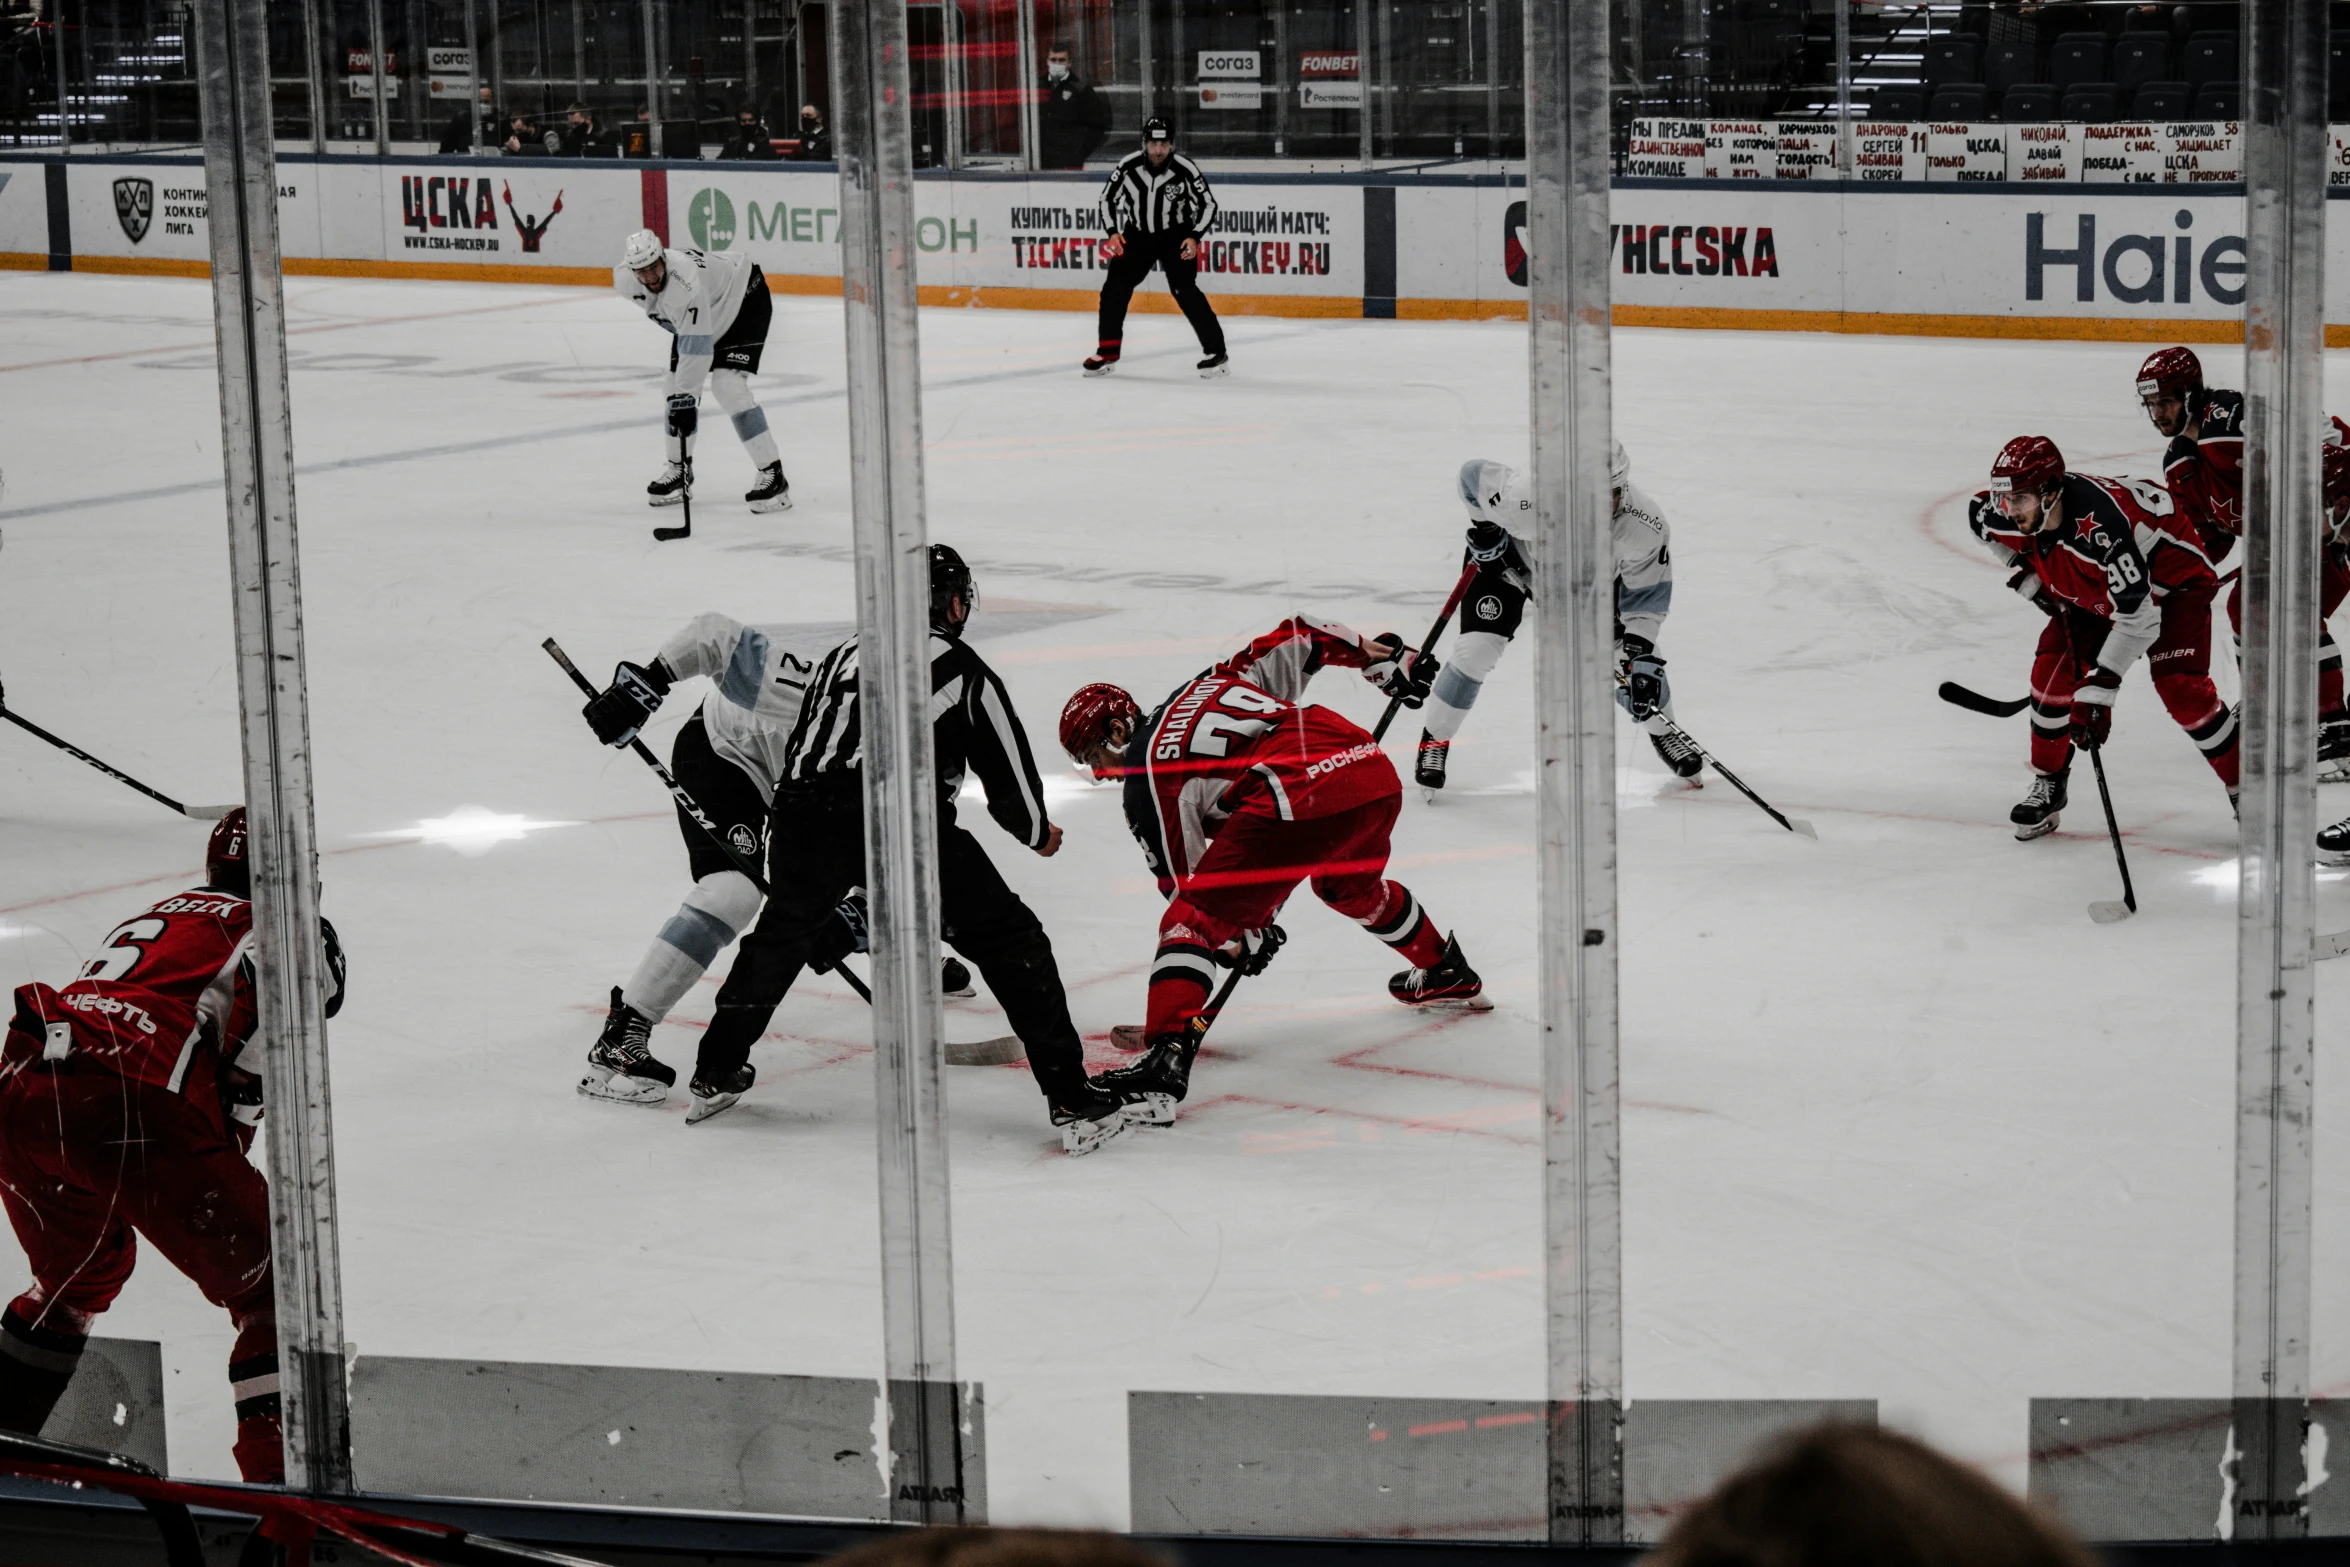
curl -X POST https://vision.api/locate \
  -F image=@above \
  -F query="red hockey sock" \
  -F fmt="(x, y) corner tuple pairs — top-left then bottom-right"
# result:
(228, 1319), (284, 1483)
(1356, 882), (1448, 969)
(1144, 915), (1223, 1037)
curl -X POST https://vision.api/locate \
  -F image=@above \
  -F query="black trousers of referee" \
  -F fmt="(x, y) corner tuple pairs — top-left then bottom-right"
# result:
(696, 778), (1094, 1104)
(1096, 231), (1226, 357)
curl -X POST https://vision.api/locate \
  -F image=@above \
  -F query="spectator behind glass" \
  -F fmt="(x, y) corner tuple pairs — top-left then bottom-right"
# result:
(1038, 45), (1110, 169)
(797, 103), (831, 160)
(555, 103), (598, 155)
(499, 112), (537, 155)
(1650, 1424), (2096, 1567)
(825, 1529), (1171, 1567)
(717, 105), (778, 160)
(437, 82), (497, 154)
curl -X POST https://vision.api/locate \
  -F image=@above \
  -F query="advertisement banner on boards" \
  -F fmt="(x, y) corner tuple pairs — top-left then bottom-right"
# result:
(1704, 121), (1775, 179)
(1627, 120), (1705, 179)
(1925, 123), (2006, 181)
(1850, 121), (1925, 181)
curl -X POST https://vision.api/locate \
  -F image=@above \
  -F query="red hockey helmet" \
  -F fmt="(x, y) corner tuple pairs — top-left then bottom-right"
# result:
(1989, 436), (2066, 515)
(206, 807), (249, 895)
(1059, 682), (1141, 773)
(2325, 443), (2350, 535)
(2136, 346), (2203, 402)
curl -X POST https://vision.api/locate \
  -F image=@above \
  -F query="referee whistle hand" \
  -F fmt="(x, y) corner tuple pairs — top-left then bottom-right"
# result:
(1179, 237), (1198, 260)
(1100, 233), (1126, 259)
(1036, 823), (1064, 857)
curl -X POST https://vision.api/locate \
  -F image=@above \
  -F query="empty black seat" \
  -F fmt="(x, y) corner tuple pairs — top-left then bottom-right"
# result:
(2000, 82), (2059, 121)
(1984, 39), (2038, 96)
(1922, 36), (1982, 87)
(2049, 32), (2109, 89)
(2110, 33), (2172, 93)
(2131, 79), (2192, 118)
(1869, 84), (1926, 121)
(2060, 81), (2119, 120)
(2194, 81), (2241, 118)
(2181, 30), (2238, 89)
(2331, 31), (2350, 118)
(1928, 82), (1989, 120)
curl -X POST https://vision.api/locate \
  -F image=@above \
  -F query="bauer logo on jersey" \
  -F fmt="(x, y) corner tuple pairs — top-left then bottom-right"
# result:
(728, 824), (759, 860)
(114, 178), (153, 244)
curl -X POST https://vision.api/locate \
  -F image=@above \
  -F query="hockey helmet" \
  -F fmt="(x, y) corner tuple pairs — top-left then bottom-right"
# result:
(2325, 443), (2350, 537)
(930, 542), (978, 631)
(1458, 459), (1519, 523)
(207, 807), (250, 897)
(622, 229), (665, 272)
(1142, 117), (1173, 144)
(1989, 435), (2066, 516)
(2136, 345), (2203, 403)
(1060, 682), (1142, 773)
(1609, 439), (1631, 488)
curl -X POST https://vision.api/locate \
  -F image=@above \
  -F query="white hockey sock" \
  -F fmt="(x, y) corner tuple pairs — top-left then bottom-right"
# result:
(1423, 629), (1510, 742)
(710, 371), (781, 469)
(623, 870), (762, 1022)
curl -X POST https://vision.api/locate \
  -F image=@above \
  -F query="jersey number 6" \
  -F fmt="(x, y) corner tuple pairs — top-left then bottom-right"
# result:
(80, 917), (166, 983)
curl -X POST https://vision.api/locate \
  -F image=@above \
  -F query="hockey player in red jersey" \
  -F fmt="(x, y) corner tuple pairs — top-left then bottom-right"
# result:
(2137, 345), (2350, 772)
(0, 810), (345, 1480)
(1058, 616), (1488, 1125)
(1969, 436), (2237, 838)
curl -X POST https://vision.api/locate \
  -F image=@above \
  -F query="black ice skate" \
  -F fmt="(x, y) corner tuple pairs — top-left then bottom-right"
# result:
(686, 1062), (755, 1124)
(1196, 352), (1229, 378)
(1389, 934), (1493, 1010)
(2321, 715), (2350, 782)
(646, 460), (690, 508)
(578, 987), (675, 1105)
(1098, 1034), (1199, 1128)
(1415, 732), (1450, 799)
(941, 956), (975, 998)
(2320, 815), (2350, 866)
(1647, 726), (1704, 779)
(1082, 350), (1120, 376)
(1050, 1081), (1131, 1155)
(745, 462), (792, 514)
(2011, 770), (2068, 841)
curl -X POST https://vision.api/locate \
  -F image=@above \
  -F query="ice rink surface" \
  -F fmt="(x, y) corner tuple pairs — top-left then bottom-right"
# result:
(3, 270), (2350, 1524)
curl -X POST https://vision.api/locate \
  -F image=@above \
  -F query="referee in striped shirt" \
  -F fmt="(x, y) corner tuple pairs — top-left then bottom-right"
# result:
(693, 544), (1131, 1153)
(1084, 117), (1229, 379)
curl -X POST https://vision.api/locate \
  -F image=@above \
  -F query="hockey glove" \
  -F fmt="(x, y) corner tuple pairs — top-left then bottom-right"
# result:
(2069, 666), (2121, 749)
(811, 887), (870, 970)
(1466, 520), (1511, 564)
(1616, 636), (1670, 722)
(1213, 923), (1287, 977)
(666, 393), (699, 439)
(221, 1065), (264, 1151)
(319, 916), (346, 1019)
(2007, 568), (2063, 619)
(583, 659), (672, 747)
(1364, 635), (1441, 708)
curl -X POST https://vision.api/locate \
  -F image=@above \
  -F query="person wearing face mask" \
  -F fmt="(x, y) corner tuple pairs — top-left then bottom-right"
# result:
(795, 103), (832, 161)
(1038, 45), (1110, 169)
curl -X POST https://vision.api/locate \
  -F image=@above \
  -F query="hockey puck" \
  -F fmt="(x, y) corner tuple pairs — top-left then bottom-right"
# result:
(945, 1034), (1025, 1067)
(1108, 1024), (1149, 1052)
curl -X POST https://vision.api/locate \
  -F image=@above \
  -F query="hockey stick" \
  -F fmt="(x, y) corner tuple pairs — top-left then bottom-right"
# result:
(1938, 681), (2033, 718)
(653, 426), (692, 543)
(2319, 928), (2350, 961)
(2084, 740), (2137, 923)
(1617, 678), (1815, 838)
(1109, 962), (1246, 1054)
(0, 706), (237, 820)
(1372, 561), (1479, 744)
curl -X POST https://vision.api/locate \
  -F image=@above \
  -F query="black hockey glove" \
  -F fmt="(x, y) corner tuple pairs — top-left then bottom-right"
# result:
(2070, 666), (2120, 749)
(811, 887), (870, 970)
(1213, 923), (1286, 977)
(1364, 634), (1440, 708)
(666, 393), (699, 439)
(319, 916), (346, 1019)
(1617, 637), (1669, 722)
(1466, 519), (1511, 563)
(583, 659), (672, 747)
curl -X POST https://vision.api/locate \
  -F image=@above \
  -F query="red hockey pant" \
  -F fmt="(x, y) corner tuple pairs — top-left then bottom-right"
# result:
(1147, 787), (1449, 1038)
(0, 1066), (282, 1481)
(2224, 550), (2350, 718)
(2029, 591), (2239, 789)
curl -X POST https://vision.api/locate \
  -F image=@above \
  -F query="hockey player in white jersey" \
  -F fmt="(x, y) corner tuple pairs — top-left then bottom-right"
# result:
(573, 613), (976, 1106)
(1414, 445), (1698, 796)
(615, 229), (791, 513)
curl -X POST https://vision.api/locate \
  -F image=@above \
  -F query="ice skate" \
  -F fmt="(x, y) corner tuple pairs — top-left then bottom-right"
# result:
(2321, 715), (2350, 782)
(1098, 1034), (1198, 1127)
(1415, 732), (1449, 800)
(1051, 1082), (1131, 1155)
(1647, 726), (1704, 780)
(577, 987), (675, 1105)
(646, 460), (690, 508)
(2320, 815), (2350, 865)
(1196, 352), (1229, 378)
(2010, 771), (2067, 841)
(685, 1062), (754, 1124)
(1082, 351), (1119, 376)
(941, 956), (975, 998)
(745, 462), (791, 514)
(1389, 934), (1492, 1010)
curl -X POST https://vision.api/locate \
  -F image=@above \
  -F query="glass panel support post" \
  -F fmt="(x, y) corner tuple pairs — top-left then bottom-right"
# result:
(191, 0), (353, 1495)
(830, 0), (973, 1527)
(2234, 0), (2325, 1540)
(365, 0), (390, 152)
(1014, 0), (1038, 170)
(302, 0), (326, 151)
(642, 0), (663, 124)
(1525, 0), (1622, 1541)
(54, 0), (69, 153)
(465, 0), (480, 150)
(1356, 0), (1370, 165)
(1832, 0), (1851, 172)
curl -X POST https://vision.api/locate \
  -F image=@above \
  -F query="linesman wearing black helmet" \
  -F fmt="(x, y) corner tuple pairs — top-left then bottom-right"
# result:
(1085, 116), (1228, 378)
(687, 545), (1131, 1154)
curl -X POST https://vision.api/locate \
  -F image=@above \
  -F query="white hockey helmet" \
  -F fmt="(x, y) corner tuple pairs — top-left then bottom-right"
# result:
(1458, 458), (1521, 524)
(1610, 439), (1630, 487)
(622, 229), (664, 271)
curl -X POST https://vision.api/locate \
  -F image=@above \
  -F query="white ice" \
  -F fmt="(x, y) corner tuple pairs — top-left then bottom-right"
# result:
(3, 272), (2349, 1529)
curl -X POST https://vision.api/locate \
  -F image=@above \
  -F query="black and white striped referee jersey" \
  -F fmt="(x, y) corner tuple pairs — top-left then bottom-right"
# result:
(780, 631), (1054, 849)
(1098, 150), (1221, 239)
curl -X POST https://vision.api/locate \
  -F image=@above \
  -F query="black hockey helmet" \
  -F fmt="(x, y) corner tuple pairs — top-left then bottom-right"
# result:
(930, 543), (977, 633)
(1142, 117), (1173, 144)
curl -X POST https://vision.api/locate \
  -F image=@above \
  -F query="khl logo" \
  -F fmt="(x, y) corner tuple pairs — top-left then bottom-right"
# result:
(114, 177), (153, 244)
(688, 188), (737, 251)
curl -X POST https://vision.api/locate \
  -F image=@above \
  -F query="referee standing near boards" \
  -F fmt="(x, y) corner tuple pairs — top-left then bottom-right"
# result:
(1084, 117), (1229, 378)
(688, 545), (1133, 1155)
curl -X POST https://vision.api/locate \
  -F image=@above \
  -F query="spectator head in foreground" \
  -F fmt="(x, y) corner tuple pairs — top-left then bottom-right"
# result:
(1649, 1424), (2095, 1567)
(827, 1528), (1171, 1567)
